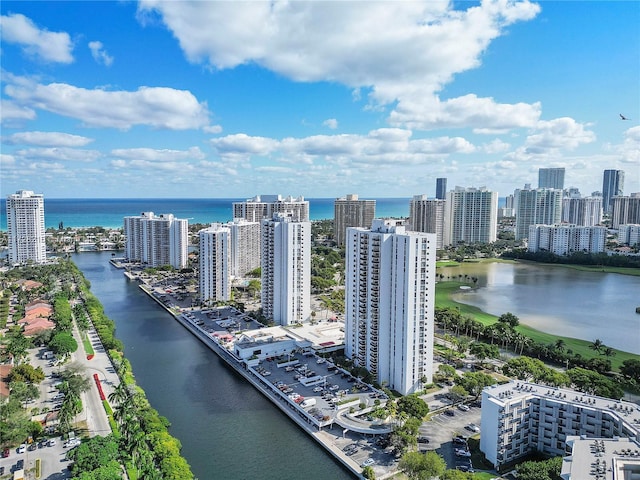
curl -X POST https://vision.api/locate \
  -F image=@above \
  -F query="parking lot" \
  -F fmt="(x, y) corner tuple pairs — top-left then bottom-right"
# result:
(418, 402), (482, 471)
(251, 351), (388, 428)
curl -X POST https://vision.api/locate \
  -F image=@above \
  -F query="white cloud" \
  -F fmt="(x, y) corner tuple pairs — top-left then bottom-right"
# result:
(323, 118), (338, 130)
(15, 147), (101, 162)
(4, 76), (210, 130)
(139, 0), (540, 130)
(616, 126), (640, 164)
(110, 147), (205, 162)
(388, 94), (541, 131)
(203, 124), (223, 134)
(0, 13), (74, 63)
(524, 117), (596, 154)
(0, 154), (16, 166)
(4, 131), (94, 147)
(88, 41), (114, 66)
(210, 128), (476, 166)
(482, 139), (511, 154)
(1, 99), (36, 125)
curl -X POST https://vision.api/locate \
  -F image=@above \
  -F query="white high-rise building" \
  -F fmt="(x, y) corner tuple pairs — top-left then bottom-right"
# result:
(611, 195), (640, 229)
(199, 224), (231, 303)
(261, 215), (311, 326)
(124, 212), (188, 269)
(528, 224), (606, 255)
(514, 187), (563, 240)
(345, 219), (436, 395)
(228, 218), (261, 277)
(618, 224), (640, 246)
(333, 194), (376, 247)
(561, 197), (603, 226)
(198, 219), (261, 303)
(444, 187), (498, 246)
(408, 195), (445, 249)
(6, 190), (46, 266)
(233, 195), (309, 222)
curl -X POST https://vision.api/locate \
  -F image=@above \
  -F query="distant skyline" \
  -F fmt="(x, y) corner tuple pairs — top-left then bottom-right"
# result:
(1, 1), (638, 199)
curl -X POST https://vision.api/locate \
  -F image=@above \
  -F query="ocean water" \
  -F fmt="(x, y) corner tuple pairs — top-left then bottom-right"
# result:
(0, 197), (411, 230)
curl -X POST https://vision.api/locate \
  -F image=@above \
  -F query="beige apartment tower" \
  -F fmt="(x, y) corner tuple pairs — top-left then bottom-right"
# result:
(333, 194), (376, 247)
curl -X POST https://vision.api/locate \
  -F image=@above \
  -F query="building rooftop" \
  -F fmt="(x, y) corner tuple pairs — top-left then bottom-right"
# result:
(484, 381), (640, 429)
(562, 436), (640, 480)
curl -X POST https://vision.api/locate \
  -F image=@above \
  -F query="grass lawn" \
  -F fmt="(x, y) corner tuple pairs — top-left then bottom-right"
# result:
(516, 260), (640, 277)
(82, 333), (95, 356)
(435, 281), (638, 372)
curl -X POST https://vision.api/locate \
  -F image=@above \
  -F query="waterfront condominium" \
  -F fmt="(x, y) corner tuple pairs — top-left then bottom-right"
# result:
(602, 169), (625, 214)
(6, 190), (46, 266)
(538, 167), (565, 190)
(333, 194), (376, 247)
(514, 186), (563, 241)
(618, 224), (640, 246)
(561, 196), (603, 226)
(611, 195), (640, 229)
(435, 177), (447, 200)
(123, 212), (188, 269)
(198, 224), (231, 303)
(261, 214), (311, 326)
(198, 219), (261, 303)
(528, 224), (606, 255)
(443, 186), (498, 246)
(480, 380), (640, 470)
(408, 195), (445, 249)
(345, 219), (436, 395)
(233, 194), (309, 222)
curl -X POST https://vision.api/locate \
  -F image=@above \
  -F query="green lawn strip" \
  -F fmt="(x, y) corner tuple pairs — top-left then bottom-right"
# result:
(102, 399), (119, 435)
(436, 281), (639, 371)
(436, 260), (460, 268)
(81, 333), (95, 356)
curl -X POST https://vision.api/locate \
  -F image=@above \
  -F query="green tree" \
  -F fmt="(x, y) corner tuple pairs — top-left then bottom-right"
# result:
(516, 457), (562, 480)
(441, 469), (474, 480)
(49, 331), (78, 356)
(469, 342), (500, 366)
(399, 451), (446, 480)
(456, 371), (496, 399)
(8, 364), (45, 384)
(396, 394), (429, 419)
(567, 367), (623, 399)
(620, 359), (640, 383)
(498, 312), (520, 328)
(362, 465), (376, 479)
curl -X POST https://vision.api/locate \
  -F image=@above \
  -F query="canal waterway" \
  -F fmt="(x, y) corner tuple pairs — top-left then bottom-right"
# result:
(72, 252), (353, 480)
(447, 262), (640, 354)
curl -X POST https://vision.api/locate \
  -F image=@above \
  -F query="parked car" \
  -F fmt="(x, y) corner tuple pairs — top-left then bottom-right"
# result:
(17, 444), (26, 454)
(418, 436), (430, 443)
(458, 404), (470, 411)
(444, 409), (455, 417)
(465, 423), (480, 433)
(455, 449), (471, 457)
(361, 458), (375, 467)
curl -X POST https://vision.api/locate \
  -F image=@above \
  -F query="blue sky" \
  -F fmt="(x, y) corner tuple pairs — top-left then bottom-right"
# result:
(1, 1), (638, 199)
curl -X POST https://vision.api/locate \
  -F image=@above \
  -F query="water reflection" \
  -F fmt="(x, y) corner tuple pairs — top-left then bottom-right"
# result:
(448, 262), (640, 353)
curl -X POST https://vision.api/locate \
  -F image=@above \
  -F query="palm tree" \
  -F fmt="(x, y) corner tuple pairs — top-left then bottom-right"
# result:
(601, 346), (616, 358)
(589, 339), (605, 353)
(555, 339), (566, 353)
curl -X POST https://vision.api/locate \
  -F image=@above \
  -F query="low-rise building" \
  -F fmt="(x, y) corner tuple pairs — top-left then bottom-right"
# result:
(561, 436), (640, 480)
(480, 381), (640, 470)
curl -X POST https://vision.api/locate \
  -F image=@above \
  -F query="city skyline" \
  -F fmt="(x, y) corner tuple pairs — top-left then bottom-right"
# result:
(1, 1), (638, 199)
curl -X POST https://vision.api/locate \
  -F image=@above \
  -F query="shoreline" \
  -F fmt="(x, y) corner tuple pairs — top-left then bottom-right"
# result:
(118, 265), (376, 480)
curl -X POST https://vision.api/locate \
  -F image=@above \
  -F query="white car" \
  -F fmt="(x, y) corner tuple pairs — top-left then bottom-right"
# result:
(465, 423), (480, 433)
(329, 384), (340, 391)
(458, 404), (470, 411)
(17, 444), (26, 454)
(361, 458), (375, 468)
(313, 386), (323, 392)
(455, 449), (471, 457)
